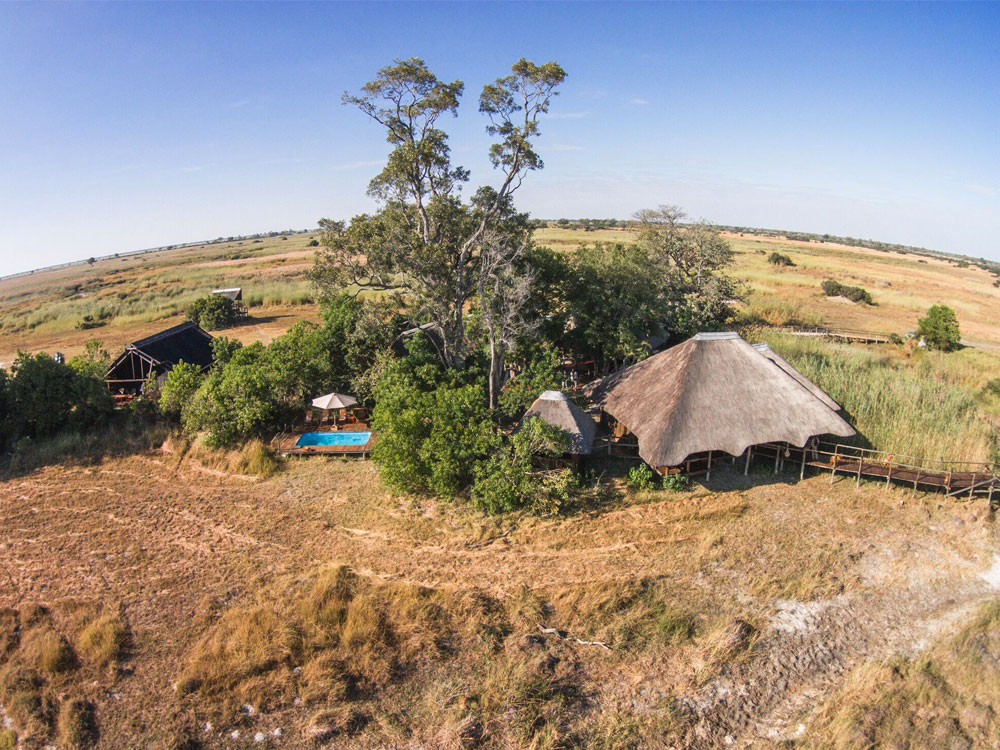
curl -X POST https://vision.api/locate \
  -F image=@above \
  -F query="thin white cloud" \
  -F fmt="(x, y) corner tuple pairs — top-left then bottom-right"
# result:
(630, 98), (650, 105)
(964, 182), (998, 198)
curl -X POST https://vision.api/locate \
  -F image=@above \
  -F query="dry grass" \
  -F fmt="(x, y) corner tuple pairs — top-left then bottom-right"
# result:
(76, 611), (130, 671)
(57, 698), (98, 749)
(807, 600), (1000, 748)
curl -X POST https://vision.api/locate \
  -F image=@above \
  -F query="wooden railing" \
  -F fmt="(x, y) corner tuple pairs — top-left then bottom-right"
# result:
(773, 326), (894, 344)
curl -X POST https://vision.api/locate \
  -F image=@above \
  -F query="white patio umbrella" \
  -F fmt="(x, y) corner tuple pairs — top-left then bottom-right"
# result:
(311, 393), (357, 410)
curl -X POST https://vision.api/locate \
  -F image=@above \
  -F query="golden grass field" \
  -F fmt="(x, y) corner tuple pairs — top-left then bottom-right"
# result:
(3, 226), (1000, 747)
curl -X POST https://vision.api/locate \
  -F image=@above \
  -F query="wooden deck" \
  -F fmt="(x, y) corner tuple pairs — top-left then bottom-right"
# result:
(775, 326), (894, 345)
(271, 424), (376, 457)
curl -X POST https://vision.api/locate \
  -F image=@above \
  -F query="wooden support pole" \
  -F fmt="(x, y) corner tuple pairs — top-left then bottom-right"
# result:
(774, 446), (780, 475)
(856, 449), (863, 486)
(913, 469), (919, 495)
(707, 451), (712, 481)
(744, 447), (752, 476)
(970, 473), (977, 500)
(800, 445), (807, 481)
(886, 461), (892, 490)
(831, 445), (839, 484)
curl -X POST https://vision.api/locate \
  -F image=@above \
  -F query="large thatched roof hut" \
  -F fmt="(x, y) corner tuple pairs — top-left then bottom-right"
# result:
(752, 342), (840, 411)
(585, 332), (854, 470)
(521, 390), (597, 455)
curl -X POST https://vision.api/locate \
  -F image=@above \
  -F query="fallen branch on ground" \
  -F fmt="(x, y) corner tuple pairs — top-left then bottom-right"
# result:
(537, 624), (612, 651)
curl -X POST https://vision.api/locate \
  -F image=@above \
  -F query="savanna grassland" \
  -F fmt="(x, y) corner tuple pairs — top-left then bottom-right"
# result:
(4, 227), (1000, 748)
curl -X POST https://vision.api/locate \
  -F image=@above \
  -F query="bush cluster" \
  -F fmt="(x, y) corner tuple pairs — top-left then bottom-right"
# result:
(186, 294), (239, 330)
(767, 252), (795, 267)
(820, 279), (874, 305)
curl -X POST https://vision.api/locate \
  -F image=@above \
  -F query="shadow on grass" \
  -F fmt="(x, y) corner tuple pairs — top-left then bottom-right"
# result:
(0, 416), (169, 481)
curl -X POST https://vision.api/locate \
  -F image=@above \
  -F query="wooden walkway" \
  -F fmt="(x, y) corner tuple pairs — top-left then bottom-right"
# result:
(774, 326), (894, 345)
(593, 436), (999, 501)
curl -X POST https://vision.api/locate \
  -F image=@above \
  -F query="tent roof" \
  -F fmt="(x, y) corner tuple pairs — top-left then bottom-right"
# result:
(585, 332), (854, 467)
(752, 342), (841, 410)
(129, 321), (214, 368)
(521, 390), (598, 455)
(211, 287), (243, 300)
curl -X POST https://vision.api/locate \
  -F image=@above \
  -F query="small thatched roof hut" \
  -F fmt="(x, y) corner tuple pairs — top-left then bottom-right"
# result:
(751, 342), (841, 411)
(521, 390), (597, 455)
(585, 332), (854, 469)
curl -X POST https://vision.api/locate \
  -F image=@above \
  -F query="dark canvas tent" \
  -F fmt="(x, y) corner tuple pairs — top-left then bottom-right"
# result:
(751, 342), (841, 411)
(585, 332), (854, 470)
(521, 390), (597, 455)
(104, 321), (214, 395)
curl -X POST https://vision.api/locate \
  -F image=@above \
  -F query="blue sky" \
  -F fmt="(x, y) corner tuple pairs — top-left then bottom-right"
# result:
(0, 1), (998, 276)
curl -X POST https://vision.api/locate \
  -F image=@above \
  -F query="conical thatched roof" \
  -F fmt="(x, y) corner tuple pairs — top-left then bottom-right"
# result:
(522, 390), (597, 455)
(585, 332), (855, 467)
(752, 343), (841, 410)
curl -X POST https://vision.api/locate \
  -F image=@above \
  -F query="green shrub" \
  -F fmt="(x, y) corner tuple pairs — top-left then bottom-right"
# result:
(767, 252), (794, 267)
(626, 463), (656, 491)
(662, 473), (689, 492)
(186, 294), (238, 330)
(917, 304), (961, 352)
(158, 361), (204, 420)
(655, 606), (697, 642)
(820, 279), (874, 305)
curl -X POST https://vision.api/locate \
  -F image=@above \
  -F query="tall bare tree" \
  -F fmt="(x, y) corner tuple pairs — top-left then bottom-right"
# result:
(476, 232), (538, 410)
(309, 57), (565, 370)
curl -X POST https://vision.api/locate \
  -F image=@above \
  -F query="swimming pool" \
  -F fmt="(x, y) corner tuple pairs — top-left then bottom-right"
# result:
(295, 431), (372, 447)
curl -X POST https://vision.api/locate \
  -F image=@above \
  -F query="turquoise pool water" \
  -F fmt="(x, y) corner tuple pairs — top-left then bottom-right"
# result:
(296, 431), (372, 447)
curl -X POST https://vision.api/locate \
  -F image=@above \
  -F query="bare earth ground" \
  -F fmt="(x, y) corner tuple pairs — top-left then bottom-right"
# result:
(2, 451), (998, 747)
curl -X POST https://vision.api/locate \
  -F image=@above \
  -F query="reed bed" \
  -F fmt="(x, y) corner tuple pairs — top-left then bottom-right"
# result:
(764, 334), (998, 465)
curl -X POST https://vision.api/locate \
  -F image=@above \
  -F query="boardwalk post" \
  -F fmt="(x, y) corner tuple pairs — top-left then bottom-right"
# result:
(946, 470), (952, 494)
(913, 469), (919, 495)
(744, 447), (752, 476)
(857, 448), (863, 486)
(970, 473), (976, 500)
(831, 445), (839, 484)
(774, 445), (780, 475)
(886, 459), (892, 490)
(707, 451), (712, 481)
(800, 445), (807, 481)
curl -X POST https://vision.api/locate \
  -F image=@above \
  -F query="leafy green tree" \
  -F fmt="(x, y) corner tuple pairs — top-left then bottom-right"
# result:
(210, 337), (243, 367)
(0, 369), (11, 447)
(68, 339), (111, 380)
(471, 417), (569, 514)
(158, 361), (205, 420)
(917, 305), (961, 351)
(8, 353), (79, 438)
(184, 343), (277, 447)
(309, 57), (565, 371)
(69, 372), (114, 431)
(498, 344), (563, 420)
(371, 348), (495, 496)
(634, 205), (743, 336)
(187, 295), (238, 330)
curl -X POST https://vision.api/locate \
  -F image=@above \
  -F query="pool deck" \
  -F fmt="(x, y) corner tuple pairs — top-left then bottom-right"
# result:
(272, 424), (376, 457)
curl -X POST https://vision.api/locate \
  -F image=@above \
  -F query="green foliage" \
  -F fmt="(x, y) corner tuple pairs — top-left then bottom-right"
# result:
(627, 463), (656, 491)
(768, 252), (795, 267)
(498, 344), (563, 420)
(6, 353), (111, 439)
(371, 349), (496, 496)
(662, 473), (689, 492)
(820, 279), (874, 305)
(158, 361), (205, 420)
(186, 294), (238, 330)
(210, 336), (243, 367)
(471, 417), (570, 514)
(917, 305), (961, 352)
(67, 340), (110, 380)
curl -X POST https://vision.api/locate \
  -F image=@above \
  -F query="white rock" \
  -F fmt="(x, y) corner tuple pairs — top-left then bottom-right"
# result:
(272, 728), (283, 737)
(230, 730), (240, 740)
(293, 696), (303, 706)
(254, 732), (266, 743)
(203, 722), (212, 732)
